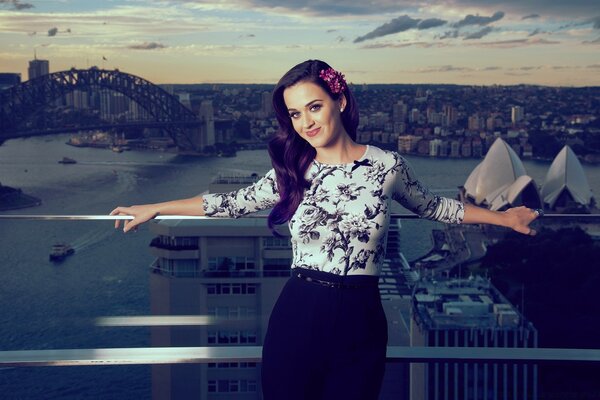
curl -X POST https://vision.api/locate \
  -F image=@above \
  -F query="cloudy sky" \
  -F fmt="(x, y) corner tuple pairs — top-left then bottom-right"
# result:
(1, 0), (598, 86)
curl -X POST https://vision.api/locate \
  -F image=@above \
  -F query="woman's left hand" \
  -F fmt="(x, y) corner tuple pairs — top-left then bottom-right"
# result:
(503, 206), (543, 236)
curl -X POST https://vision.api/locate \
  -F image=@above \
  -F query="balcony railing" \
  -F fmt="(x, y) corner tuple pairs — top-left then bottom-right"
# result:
(1, 213), (599, 398)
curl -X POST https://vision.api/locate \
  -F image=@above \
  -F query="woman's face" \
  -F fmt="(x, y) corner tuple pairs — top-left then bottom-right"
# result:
(283, 80), (347, 149)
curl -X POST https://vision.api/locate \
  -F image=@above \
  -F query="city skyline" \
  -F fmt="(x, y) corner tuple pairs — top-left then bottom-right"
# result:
(0, 0), (599, 86)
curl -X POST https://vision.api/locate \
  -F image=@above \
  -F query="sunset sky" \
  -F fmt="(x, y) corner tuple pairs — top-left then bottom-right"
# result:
(1, 0), (599, 86)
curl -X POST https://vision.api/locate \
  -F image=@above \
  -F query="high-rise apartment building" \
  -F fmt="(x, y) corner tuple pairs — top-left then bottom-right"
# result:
(442, 105), (458, 127)
(393, 101), (408, 123)
(148, 172), (413, 399)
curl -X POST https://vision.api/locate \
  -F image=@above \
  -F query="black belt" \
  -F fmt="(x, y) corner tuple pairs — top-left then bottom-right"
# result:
(295, 272), (375, 289)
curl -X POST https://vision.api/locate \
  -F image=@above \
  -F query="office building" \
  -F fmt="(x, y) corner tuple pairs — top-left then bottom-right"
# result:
(410, 276), (538, 400)
(0, 73), (21, 90)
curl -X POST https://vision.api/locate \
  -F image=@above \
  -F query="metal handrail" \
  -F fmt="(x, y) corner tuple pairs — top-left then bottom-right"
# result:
(0, 213), (597, 221)
(1, 346), (599, 367)
(2, 212), (598, 369)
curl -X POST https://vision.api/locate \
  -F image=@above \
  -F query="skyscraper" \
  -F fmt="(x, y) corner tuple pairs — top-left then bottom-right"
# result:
(199, 100), (215, 149)
(511, 106), (524, 125)
(28, 57), (49, 80)
(261, 91), (272, 116)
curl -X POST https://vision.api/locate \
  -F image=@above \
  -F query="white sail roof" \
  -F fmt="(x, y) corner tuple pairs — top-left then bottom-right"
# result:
(463, 138), (527, 205)
(541, 145), (594, 208)
(488, 175), (540, 211)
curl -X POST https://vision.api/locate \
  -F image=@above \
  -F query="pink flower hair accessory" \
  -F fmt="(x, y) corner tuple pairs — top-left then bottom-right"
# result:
(319, 67), (347, 94)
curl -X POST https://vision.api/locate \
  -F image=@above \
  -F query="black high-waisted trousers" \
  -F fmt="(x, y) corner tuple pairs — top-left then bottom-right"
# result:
(261, 267), (388, 400)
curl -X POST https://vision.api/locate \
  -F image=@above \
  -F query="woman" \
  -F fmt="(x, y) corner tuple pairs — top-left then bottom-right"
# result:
(110, 59), (541, 399)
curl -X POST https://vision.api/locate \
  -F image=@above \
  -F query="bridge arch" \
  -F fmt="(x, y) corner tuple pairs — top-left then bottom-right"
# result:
(0, 68), (202, 150)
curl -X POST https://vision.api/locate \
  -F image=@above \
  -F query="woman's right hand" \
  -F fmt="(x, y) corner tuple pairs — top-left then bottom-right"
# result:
(110, 204), (160, 233)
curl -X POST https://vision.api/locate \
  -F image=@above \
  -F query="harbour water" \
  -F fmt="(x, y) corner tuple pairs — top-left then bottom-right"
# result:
(0, 133), (599, 399)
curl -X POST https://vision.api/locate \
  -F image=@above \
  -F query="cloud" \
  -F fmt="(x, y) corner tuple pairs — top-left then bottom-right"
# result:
(453, 11), (505, 28)
(127, 41), (167, 50)
(412, 65), (474, 73)
(463, 26), (494, 40)
(591, 16), (600, 29)
(0, 0), (33, 10)
(472, 37), (560, 48)
(582, 37), (600, 44)
(47, 27), (71, 37)
(550, 65), (581, 70)
(417, 18), (447, 30)
(438, 30), (459, 39)
(360, 41), (451, 49)
(442, 0), (595, 18)
(522, 14), (540, 20)
(354, 15), (447, 43)
(528, 28), (541, 37)
(354, 15), (420, 43)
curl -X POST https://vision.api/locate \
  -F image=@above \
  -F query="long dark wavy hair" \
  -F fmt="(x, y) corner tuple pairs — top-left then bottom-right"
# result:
(266, 59), (360, 237)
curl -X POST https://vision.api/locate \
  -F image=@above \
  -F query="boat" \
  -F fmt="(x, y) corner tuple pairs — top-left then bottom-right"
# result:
(58, 157), (77, 164)
(49, 243), (75, 262)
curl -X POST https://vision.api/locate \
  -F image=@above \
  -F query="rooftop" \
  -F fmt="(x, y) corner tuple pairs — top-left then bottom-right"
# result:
(412, 275), (529, 331)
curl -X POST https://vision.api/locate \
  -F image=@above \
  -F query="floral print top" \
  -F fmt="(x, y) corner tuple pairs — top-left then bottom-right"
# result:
(202, 144), (465, 276)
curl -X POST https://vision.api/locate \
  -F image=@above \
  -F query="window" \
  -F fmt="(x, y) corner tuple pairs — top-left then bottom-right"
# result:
(208, 380), (216, 393)
(207, 379), (258, 393)
(232, 283), (241, 294)
(263, 237), (291, 248)
(207, 256), (256, 272)
(174, 259), (198, 277)
(207, 306), (257, 320)
(205, 283), (258, 295)
(210, 362), (253, 369)
(207, 332), (216, 344)
(207, 330), (258, 345)
(264, 258), (292, 276)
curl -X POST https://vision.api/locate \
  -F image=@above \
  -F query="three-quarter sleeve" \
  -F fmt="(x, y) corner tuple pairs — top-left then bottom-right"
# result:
(202, 168), (280, 218)
(391, 154), (464, 224)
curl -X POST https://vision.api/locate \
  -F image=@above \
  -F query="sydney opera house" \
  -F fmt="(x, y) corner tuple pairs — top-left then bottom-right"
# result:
(459, 138), (596, 213)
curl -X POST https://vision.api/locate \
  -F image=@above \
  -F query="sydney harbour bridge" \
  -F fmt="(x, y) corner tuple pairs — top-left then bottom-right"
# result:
(0, 68), (208, 152)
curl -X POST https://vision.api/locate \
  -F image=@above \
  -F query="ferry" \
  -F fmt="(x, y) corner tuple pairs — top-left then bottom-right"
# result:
(58, 157), (77, 164)
(49, 243), (75, 262)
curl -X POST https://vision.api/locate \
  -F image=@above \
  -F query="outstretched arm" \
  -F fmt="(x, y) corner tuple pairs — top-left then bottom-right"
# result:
(110, 167), (280, 233)
(463, 203), (541, 236)
(391, 152), (541, 236)
(111, 196), (206, 233)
